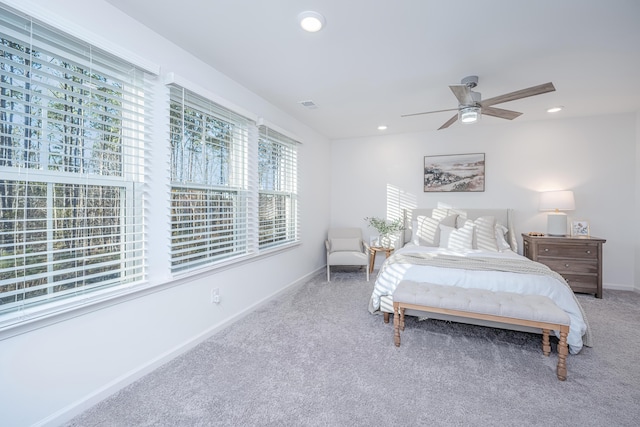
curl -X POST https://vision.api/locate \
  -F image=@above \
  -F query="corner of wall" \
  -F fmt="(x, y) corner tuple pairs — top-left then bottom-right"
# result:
(635, 111), (640, 292)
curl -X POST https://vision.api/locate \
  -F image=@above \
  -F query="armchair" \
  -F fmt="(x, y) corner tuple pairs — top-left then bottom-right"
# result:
(325, 227), (370, 282)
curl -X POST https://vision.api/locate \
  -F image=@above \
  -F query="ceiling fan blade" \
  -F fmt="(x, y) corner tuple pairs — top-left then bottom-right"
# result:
(480, 82), (555, 107)
(481, 106), (522, 120)
(401, 108), (458, 118)
(449, 84), (474, 105)
(438, 114), (459, 130)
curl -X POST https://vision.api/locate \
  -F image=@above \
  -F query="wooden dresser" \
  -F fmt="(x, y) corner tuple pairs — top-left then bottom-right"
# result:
(521, 234), (606, 298)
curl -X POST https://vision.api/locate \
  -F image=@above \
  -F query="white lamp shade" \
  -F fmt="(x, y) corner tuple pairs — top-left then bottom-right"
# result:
(539, 190), (575, 212)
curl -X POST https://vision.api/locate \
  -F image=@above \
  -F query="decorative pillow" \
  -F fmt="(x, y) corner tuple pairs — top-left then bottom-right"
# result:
(413, 214), (457, 246)
(330, 237), (361, 252)
(473, 216), (499, 252)
(440, 222), (474, 250)
(431, 207), (450, 221)
(438, 224), (454, 248)
(495, 224), (511, 251)
(451, 210), (468, 228)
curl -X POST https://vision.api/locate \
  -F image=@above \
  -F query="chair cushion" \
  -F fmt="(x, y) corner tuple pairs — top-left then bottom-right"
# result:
(330, 237), (361, 252)
(328, 251), (368, 265)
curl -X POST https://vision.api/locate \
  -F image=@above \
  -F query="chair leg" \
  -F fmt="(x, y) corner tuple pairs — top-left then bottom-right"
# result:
(327, 265), (330, 282)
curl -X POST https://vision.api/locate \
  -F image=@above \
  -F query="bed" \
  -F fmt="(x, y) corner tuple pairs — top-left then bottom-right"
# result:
(367, 207), (591, 354)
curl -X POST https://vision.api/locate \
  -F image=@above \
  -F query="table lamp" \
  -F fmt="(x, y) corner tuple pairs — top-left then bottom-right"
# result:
(539, 190), (575, 236)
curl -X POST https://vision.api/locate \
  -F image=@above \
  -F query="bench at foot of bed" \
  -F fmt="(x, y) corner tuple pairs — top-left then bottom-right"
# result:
(391, 281), (571, 381)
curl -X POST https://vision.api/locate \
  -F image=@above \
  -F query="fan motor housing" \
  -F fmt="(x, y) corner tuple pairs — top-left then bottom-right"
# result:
(461, 75), (478, 88)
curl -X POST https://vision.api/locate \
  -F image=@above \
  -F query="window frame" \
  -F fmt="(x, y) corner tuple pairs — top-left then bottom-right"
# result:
(167, 84), (255, 274)
(0, 4), (152, 327)
(257, 125), (299, 249)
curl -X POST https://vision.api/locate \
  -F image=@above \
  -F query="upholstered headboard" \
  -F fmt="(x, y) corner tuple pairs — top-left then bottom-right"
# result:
(402, 208), (517, 251)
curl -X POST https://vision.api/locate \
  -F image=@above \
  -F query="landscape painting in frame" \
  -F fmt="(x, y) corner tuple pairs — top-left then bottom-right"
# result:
(424, 153), (485, 192)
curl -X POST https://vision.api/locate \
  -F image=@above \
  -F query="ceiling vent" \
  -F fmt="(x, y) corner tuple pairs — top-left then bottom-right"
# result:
(298, 100), (318, 109)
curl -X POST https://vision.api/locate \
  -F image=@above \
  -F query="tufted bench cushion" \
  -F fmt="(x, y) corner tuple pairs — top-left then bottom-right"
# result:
(393, 281), (570, 326)
(392, 281), (571, 380)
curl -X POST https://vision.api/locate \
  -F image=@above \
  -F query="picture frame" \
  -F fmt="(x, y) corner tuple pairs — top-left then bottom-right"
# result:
(424, 153), (485, 192)
(571, 220), (590, 237)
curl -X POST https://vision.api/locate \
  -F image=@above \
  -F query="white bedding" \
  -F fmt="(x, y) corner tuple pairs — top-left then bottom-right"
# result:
(368, 244), (590, 354)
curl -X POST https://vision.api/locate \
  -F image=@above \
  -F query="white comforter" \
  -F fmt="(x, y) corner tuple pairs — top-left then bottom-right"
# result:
(368, 244), (590, 354)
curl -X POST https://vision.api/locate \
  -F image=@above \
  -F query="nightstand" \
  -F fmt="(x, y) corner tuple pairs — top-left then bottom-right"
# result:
(522, 234), (606, 298)
(369, 246), (393, 273)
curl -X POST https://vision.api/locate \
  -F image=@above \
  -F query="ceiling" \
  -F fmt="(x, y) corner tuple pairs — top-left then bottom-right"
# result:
(105, 0), (640, 140)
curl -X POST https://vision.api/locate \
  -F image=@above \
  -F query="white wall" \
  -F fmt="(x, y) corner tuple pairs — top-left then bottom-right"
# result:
(636, 111), (640, 290)
(331, 114), (637, 290)
(0, 1), (331, 426)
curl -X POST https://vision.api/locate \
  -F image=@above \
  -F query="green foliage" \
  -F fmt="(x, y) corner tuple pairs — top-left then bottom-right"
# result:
(363, 216), (404, 234)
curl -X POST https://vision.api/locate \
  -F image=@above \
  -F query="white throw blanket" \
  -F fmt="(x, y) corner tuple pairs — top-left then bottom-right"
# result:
(368, 245), (591, 354)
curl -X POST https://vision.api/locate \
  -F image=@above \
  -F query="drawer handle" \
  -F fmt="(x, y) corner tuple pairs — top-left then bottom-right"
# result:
(564, 263), (570, 268)
(586, 250), (591, 254)
(544, 248), (549, 252)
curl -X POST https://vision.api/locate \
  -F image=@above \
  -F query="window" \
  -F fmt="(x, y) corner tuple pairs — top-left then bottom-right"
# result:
(168, 85), (253, 272)
(258, 126), (299, 248)
(0, 6), (150, 317)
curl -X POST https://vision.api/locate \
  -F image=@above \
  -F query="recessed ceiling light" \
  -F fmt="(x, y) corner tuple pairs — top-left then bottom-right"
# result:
(298, 11), (325, 32)
(547, 106), (564, 113)
(377, 125), (388, 131)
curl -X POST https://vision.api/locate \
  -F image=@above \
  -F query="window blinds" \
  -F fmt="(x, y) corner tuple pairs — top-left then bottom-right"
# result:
(258, 126), (299, 248)
(0, 5), (150, 315)
(168, 85), (255, 272)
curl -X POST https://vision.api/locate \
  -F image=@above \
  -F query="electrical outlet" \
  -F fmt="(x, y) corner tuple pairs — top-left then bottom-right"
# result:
(211, 288), (220, 304)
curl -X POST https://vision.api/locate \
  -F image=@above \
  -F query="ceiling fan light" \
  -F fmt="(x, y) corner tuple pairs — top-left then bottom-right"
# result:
(460, 106), (480, 124)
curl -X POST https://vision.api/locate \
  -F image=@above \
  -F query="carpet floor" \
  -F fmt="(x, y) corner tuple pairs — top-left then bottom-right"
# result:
(66, 269), (640, 427)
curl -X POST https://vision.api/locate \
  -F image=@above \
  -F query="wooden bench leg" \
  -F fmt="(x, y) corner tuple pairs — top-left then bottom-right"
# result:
(542, 329), (551, 356)
(384, 312), (390, 323)
(557, 330), (569, 381)
(393, 304), (401, 347)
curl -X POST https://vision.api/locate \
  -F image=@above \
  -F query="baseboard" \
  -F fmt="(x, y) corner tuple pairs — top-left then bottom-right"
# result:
(35, 267), (324, 427)
(603, 282), (637, 292)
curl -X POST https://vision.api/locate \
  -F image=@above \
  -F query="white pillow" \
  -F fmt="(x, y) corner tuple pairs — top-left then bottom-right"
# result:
(440, 222), (474, 250)
(473, 216), (499, 252)
(438, 224), (454, 248)
(495, 224), (511, 251)
(431, 207), (450, 221)
(413, 214), (457, 246)
(330, 237), (361, 252)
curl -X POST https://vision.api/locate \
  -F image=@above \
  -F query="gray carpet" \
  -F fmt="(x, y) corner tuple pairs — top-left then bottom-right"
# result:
(66, 269), (640, 427)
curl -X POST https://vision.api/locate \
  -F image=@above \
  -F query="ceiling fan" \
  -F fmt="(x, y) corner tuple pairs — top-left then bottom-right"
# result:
(402, 76), (556, 130)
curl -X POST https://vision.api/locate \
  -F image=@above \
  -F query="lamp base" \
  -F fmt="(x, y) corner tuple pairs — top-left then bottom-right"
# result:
(547, 213), (568, 236)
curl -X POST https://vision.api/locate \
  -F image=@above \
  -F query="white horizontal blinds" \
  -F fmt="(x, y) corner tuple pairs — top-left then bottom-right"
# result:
(257, 126), (299, 249)
(168, 85), (252, 272)
(0, 6), (149, 315)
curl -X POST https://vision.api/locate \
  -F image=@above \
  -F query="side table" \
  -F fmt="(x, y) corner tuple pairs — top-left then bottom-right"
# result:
(369, 246), (393, 273)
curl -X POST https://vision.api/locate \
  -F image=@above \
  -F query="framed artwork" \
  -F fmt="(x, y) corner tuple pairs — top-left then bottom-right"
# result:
(571, 220), (590, 237)
(424, 153), (485, 192)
